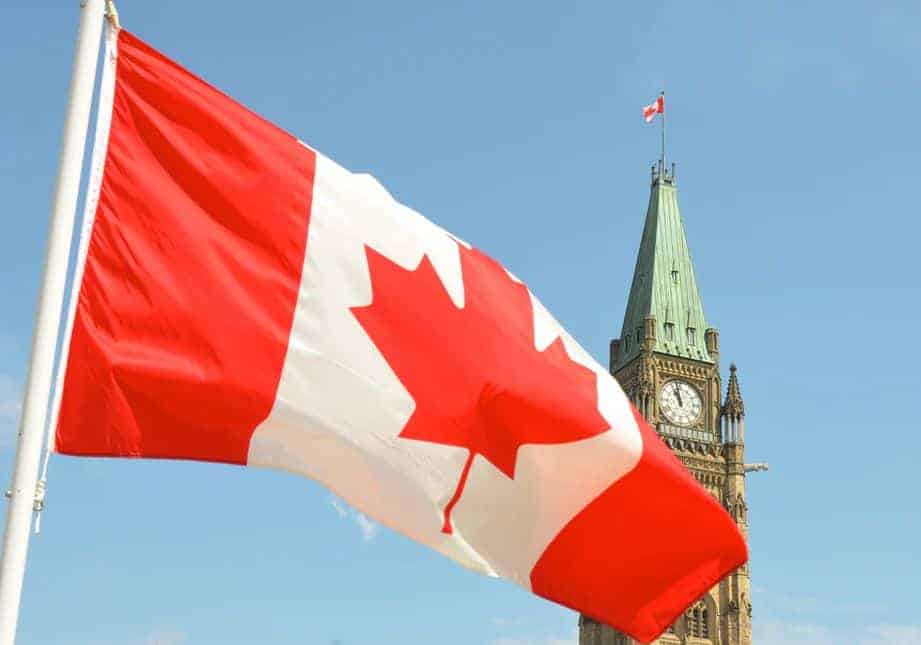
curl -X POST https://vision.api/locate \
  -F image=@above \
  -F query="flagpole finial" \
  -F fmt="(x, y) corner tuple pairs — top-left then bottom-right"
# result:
(105, 0), (120, 30)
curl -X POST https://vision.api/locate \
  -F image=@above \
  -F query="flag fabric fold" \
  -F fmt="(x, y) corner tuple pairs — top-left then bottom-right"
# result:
(53, 27), (746, 644)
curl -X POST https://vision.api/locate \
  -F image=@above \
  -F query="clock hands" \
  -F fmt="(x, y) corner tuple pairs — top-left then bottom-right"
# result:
(673, 383), (683, 408)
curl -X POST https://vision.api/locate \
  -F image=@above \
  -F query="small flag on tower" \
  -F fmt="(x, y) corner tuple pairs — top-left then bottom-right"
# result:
(643, 93), (665, 123)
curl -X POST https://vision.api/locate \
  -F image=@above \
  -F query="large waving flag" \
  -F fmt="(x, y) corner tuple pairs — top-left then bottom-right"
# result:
(52, 27), (746, 643)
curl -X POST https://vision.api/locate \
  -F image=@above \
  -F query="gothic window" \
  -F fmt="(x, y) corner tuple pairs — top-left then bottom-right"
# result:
(664, 322), (675, 340)
(687, 603), (710, 639)
(636, 327), (642, 343)
(624, 336), (629, 351)
(671, 268), (679, 283)
(686, 327), (697, 345)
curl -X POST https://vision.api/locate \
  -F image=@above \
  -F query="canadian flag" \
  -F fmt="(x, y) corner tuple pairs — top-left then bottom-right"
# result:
(643, 94), (665, 123)
(52, 28), (746, 644)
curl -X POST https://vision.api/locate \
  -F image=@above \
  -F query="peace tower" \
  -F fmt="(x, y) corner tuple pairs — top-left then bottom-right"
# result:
(578, 161), (761, 645)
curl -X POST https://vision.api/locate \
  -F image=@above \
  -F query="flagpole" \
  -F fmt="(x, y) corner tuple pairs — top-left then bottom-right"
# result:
(660, 91), (666, 170)
(0, 0), (106, 640)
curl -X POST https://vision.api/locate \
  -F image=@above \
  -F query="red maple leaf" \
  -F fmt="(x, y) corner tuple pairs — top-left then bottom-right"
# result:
(352, 243), (609, 534)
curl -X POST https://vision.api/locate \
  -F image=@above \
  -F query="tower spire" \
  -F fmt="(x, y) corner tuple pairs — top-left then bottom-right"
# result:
(613, 159), (710, 372)
(722, 364), (746, 443)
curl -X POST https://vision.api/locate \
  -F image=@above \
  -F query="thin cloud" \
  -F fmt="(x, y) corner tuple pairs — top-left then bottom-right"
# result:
(144, 630), (187, 645)
(490, 628), (578, 645)
(353, 512), (378, 541)
(756, 620), (921, 645)
(754, 585), (887, 616)
(863, 625), (921, 644)
(89, 628), (188, 645)
(328, 495), (378, 542)
(491, 618), (518, 628)
(329, 497), (348, 519)
(753, 586), (911, 645)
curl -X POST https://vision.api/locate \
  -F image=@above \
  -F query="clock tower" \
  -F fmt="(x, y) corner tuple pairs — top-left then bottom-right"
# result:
(578, 161), (755, 645)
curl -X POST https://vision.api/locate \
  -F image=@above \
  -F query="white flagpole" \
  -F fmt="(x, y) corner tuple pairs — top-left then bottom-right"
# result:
(0, 0), (106, 640)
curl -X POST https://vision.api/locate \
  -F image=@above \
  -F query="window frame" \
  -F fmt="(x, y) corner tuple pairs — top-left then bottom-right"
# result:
(664, 322), (675, 341)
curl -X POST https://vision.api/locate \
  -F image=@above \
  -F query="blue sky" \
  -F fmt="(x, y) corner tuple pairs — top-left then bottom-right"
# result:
(2, 1), (920, 643)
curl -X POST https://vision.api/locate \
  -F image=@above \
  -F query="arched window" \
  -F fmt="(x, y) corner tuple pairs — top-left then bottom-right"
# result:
(687, 602), (710, 639)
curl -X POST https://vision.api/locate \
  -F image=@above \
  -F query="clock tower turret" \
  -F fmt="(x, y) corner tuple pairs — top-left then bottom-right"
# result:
(580, 161), (756, 645)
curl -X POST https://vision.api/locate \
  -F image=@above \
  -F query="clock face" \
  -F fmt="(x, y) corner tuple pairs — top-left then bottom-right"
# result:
(659, 380), (702, 426)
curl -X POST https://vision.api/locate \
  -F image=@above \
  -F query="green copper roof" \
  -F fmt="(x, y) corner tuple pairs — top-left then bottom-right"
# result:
(614, 167), (712, 371)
